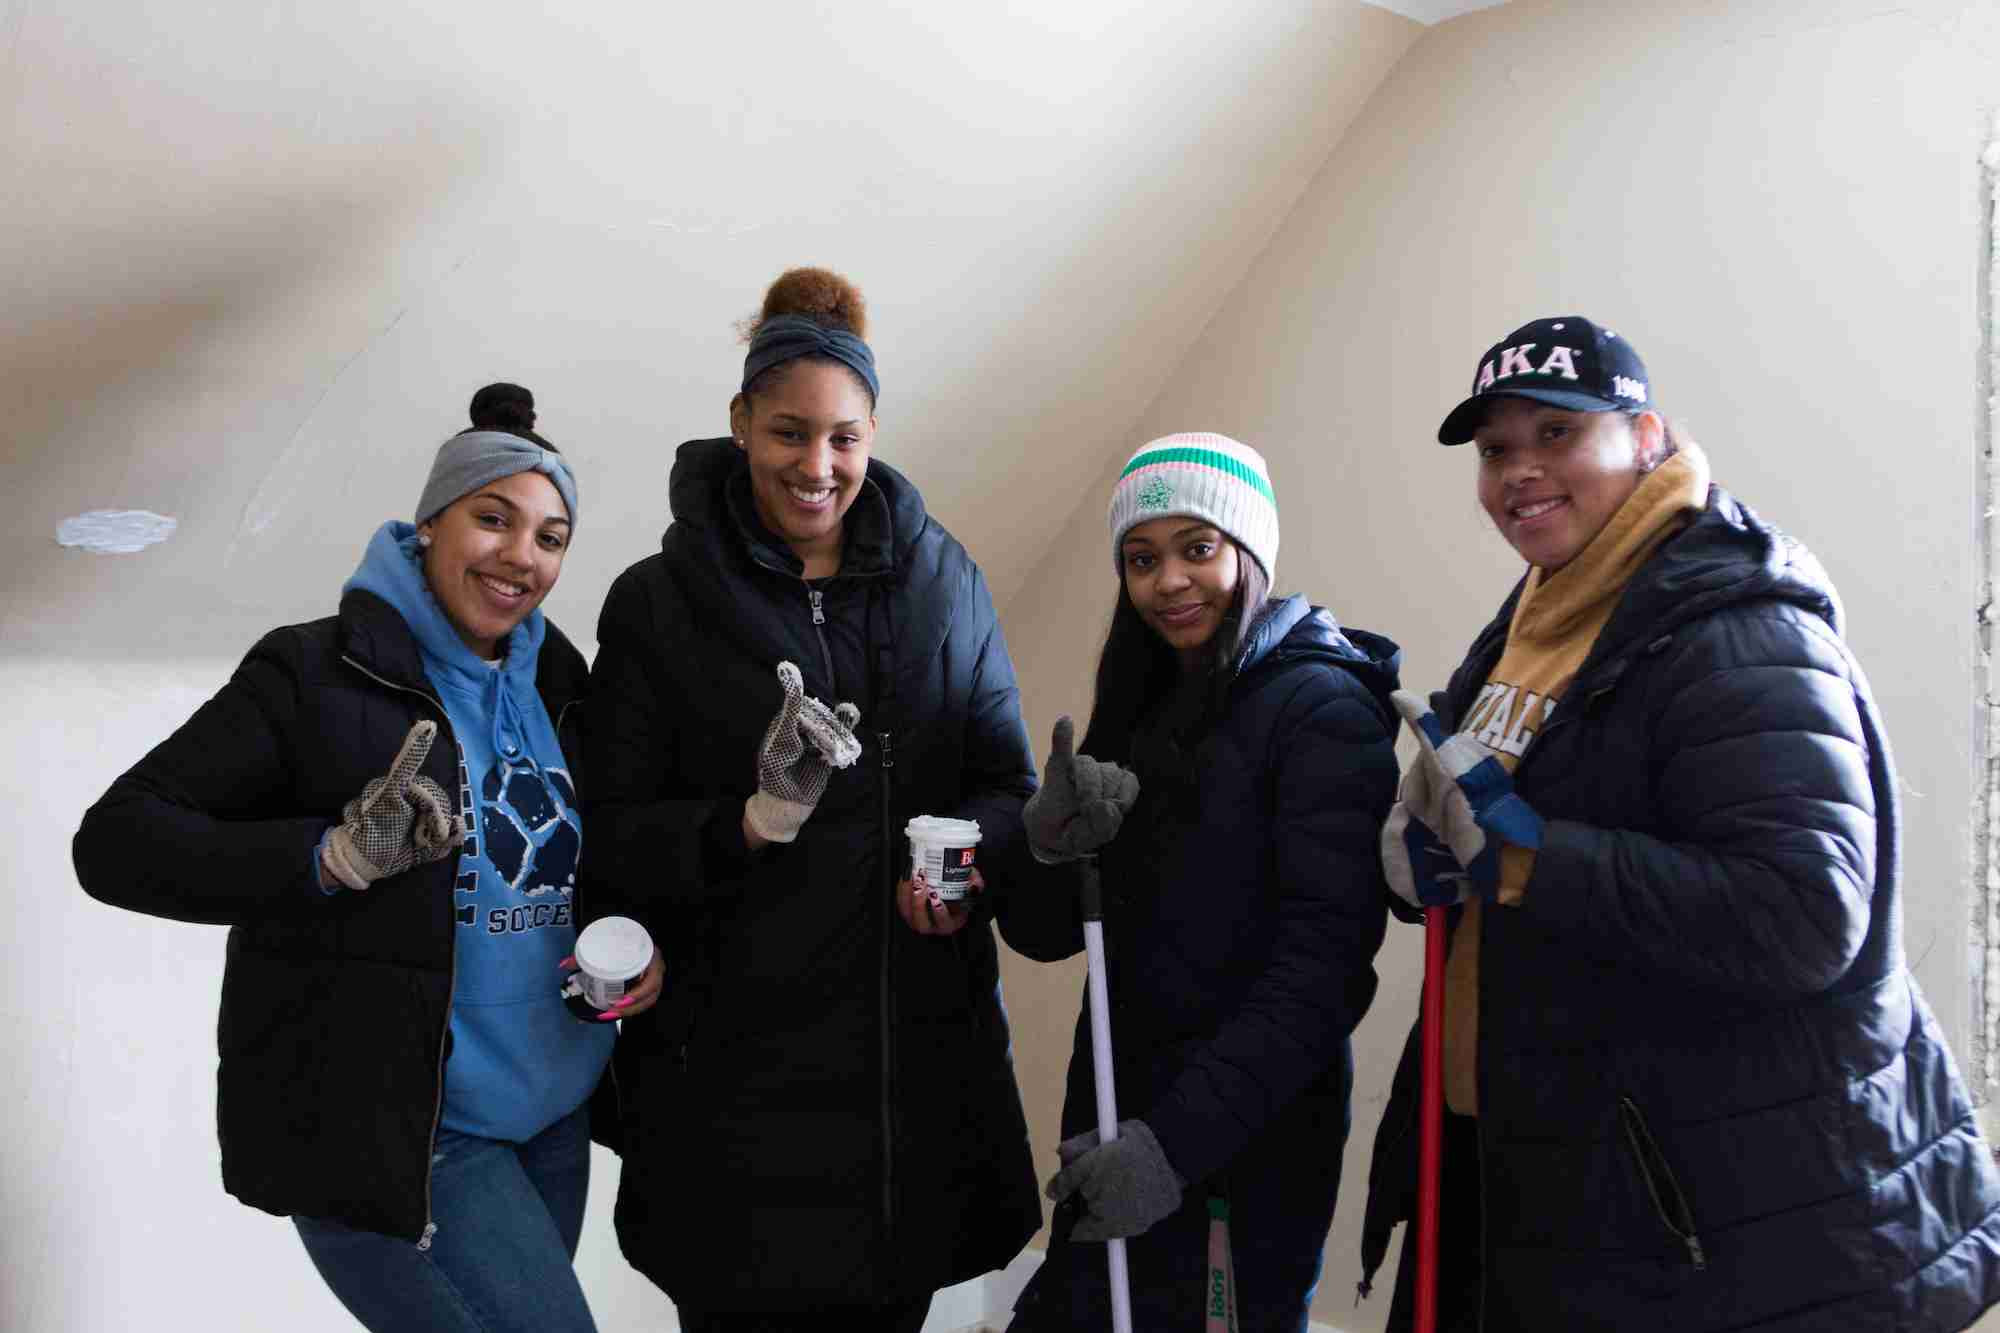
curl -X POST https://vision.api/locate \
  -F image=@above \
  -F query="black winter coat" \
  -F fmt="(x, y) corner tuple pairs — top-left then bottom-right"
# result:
(1360, 487), (2000, 1332)
(1006, 597), (1399, 1332)
(583, 438), (1040, 1311)
(72, 588), (592, 1241)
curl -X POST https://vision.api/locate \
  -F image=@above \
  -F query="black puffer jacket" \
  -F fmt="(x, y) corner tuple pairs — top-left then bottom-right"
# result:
(1005, 597), (1399, 1332)
(72, 588), (591, 1241)
(1360, 487), (2000, 1332)
(583, 438), (1040, 1311)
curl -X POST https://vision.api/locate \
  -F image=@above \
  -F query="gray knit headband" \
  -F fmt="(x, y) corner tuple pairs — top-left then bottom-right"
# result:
(741, 314), (880, 403)
(415, 430), (579, 529)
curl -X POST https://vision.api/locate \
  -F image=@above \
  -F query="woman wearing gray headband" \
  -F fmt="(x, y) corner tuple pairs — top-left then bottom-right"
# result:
(75, 385), (652, 1333)
(584, 267), (1040, 1329)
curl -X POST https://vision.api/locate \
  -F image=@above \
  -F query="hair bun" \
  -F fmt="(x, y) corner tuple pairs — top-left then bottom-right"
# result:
(469, 382), (536, 432)
(756, 267), (867, 338)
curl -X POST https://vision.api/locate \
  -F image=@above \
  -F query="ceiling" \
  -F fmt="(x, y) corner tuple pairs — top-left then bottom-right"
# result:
(2, 0), (1424, 656)
(1360, 0), (1509, 23)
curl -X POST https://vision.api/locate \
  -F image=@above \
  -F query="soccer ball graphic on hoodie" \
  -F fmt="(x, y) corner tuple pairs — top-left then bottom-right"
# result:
(478, 756), (579, 898)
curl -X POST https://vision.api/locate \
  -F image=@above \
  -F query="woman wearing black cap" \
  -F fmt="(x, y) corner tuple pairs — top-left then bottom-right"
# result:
(582, 267), (1040, 1330)
(1356, 318), (2000, 1331)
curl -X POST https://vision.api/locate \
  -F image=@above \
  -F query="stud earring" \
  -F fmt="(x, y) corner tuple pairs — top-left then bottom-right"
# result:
(417, 532), (432, 548)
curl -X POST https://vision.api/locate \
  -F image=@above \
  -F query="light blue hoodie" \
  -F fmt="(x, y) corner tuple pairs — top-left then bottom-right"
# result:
(346, 521), (612, 1142)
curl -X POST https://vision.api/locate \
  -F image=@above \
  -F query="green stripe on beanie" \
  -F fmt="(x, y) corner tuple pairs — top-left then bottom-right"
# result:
(1117, 445), (1276, 506)
(1107, 432), (1279, 585)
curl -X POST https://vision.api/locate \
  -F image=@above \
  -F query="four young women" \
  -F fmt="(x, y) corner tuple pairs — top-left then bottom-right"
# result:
(73, 291), (2000, 1333)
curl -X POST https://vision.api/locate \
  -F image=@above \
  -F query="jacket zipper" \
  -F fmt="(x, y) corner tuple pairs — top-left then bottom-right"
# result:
(1618, 1096), (1707, 1270)
(340, 654), (457, 1251)
(877, 728), (897, 1247)
(806, 586), (836, 685)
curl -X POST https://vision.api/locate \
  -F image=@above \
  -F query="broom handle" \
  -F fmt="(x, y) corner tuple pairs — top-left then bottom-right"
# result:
(1415, 905), (1447, 1333)
(1079, 857), (1133, 1333)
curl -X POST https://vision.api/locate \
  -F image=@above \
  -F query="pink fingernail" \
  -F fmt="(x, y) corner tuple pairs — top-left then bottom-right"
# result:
(596, 1010), (620, 1021)
(928, 891), (943, 908)
(613, 995), (636, 1008)
(557, 956), (576, 970)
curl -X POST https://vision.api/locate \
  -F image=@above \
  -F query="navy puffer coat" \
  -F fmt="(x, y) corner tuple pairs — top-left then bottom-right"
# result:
(1360, 487), (2000, 1332)
(584, 439), (1041, 1312)
(1007, 596), (1400, 1332)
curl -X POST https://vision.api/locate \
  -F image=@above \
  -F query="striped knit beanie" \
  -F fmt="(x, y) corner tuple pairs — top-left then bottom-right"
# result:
(1108, 432), (1279, 584)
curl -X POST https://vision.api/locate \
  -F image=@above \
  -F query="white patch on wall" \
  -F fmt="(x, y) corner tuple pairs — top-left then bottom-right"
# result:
(1977, 112), (2000, 1110)
(55, 509), (178, 554)
(1358, 0), (1508, 25)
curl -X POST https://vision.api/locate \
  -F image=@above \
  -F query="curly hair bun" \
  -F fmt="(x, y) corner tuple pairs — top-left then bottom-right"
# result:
(469, 382), (536, 432)
(757, 267), (867, 339)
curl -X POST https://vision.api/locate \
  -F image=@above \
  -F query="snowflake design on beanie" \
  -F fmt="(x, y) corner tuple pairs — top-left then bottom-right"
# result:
(1136, 476), (1174, 511)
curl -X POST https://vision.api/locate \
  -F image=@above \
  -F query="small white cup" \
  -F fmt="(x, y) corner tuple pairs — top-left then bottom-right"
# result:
(574, 915), (654, 1009)
(905, 816), (983, 903)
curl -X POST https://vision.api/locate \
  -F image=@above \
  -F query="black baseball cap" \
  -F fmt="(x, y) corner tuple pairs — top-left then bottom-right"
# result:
(1437, 316), (1652, 444)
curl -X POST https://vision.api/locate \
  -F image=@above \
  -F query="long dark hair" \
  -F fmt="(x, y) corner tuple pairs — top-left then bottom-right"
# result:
(1078, 548), (1272, 764)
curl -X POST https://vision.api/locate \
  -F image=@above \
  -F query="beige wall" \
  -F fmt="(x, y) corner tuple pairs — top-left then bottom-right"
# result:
(998, 1), (2000, 1326)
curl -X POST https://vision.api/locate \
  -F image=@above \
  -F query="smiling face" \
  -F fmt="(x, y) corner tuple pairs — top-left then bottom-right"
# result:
(730, 359), (876, 577)
(418, 469), (570, 659)
(1120, 517), (1242, 668)
(1473, 398), (1664, 572)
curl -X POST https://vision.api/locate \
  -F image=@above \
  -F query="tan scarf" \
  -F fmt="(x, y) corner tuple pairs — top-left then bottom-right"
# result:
(1443, 441), (1710, 1115)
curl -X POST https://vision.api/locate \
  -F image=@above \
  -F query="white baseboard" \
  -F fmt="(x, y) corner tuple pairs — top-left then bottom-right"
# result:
(926, 1246), (1345, 1332)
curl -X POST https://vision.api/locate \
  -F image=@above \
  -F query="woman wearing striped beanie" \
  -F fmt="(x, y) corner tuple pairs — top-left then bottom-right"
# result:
(1002, 433), (1403, 1331)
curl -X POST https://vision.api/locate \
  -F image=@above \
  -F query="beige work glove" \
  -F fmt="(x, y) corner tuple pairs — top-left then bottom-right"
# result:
(322, 721), (465, 891)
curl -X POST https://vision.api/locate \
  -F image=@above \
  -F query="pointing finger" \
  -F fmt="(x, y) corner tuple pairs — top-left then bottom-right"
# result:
(386, 721), (438, 787)
(1049, 715), (1075, 763)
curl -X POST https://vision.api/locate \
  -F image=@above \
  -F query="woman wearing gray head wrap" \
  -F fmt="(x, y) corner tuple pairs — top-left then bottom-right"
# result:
(75, 384), (652, 1333)
(583, 266), (1042, 1329)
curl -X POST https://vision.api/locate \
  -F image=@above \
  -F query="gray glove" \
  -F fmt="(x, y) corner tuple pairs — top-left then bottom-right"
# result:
(1022, 715), (1140, 864)
(322, 721), (464, 891)
(744, 662), (862, 844)
(1047, 1118), (1184, 1242)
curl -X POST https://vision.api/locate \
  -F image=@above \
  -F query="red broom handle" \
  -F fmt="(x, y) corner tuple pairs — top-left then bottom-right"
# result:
(1415, 905), (1447, 1333)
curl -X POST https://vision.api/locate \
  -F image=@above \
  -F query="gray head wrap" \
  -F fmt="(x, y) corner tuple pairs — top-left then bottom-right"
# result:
(741, 314), (880, 404)
(415, 430), (579, 528)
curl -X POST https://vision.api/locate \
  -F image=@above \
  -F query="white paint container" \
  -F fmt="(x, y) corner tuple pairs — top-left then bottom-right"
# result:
(573, 915), (653, 1008)
(906, 816), (982, 903)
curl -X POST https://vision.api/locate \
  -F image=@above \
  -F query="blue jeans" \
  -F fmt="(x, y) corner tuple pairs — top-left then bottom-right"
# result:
(295, 1106), (596, 1333)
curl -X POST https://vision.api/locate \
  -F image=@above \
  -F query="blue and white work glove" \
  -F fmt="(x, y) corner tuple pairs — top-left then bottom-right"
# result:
(1379, 690), (1543, 910)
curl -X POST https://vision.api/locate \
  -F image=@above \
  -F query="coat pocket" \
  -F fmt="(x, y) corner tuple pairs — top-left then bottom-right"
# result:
(1618, 1095), (1708, 1271)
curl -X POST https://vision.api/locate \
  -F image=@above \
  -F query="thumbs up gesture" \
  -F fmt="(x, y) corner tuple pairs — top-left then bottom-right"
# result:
(322, 721), (465, 891)
(1021, 715), (1141, 864)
